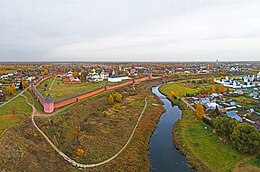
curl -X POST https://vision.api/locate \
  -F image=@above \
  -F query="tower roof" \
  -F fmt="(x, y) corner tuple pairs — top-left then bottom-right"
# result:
(45, 94), (54, 102)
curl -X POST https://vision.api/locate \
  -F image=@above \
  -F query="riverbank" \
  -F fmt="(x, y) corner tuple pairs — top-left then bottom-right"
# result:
(159, 82), (257, 172)
(149, 86), (193, 171)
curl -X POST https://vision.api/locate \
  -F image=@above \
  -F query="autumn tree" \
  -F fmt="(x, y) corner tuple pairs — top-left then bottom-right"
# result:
(22, 80), (29, 89)
(80, 73), (85, 82)
(219, 84), (225, 93)
(76, 148), (84, 157)
(108, 94), (114, 104)
(114, 103), (121, 110)
(138, 73), (142, 78)
(72, 71), (79, 78)
(6, 85), (16, 96)
(195, 104), (204, 119)
(114, 92), (122, 102)
(170, 91), (176, 99)
(212, 85), (217, 93)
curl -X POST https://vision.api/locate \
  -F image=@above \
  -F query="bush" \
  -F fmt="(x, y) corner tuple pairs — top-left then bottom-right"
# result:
(231, 123), (260, 154)
(202, 117), (213, 127)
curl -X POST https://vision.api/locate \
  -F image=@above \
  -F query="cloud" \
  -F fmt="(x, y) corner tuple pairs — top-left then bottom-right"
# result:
(0, 0), (260, 61)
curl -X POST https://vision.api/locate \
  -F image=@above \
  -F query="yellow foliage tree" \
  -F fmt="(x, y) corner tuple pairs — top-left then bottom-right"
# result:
(114, 92), (122, 102)
(76, 148), (84, 157)
(196, 104), (204, 119)
(6, 85), (16, 96)
(108, 94), (114, 104)
(219, 84), (225, 93)
(212, 85), (217, 93)
(22, 80), (29, 89)
(138, 73), (142, 78)
(114, 103), (121, 110)
(72, 71), (79, 78)
(170, 91), (176, 99)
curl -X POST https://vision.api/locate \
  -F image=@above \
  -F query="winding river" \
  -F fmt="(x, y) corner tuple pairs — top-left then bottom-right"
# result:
(149, 86), (193, 172)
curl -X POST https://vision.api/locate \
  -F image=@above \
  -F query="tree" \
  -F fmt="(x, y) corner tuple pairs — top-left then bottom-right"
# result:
(114, 103), (121, 110)
(76, 148), (84, 157)
(72, 71), (79, 78)
(138, 73), (142, 78)
(22, 80), (29, 89)
(231, 123), (260, 154)
(212, 85), (217, 93)
(214, 116), (238, 136)
(195, 104), (204, 119)
(114, 92), (122, 102)
(43, 69), (49, 75)
(6, 85), (16, 96)
(219, 84), (225, 93)
(170, 91), (176, 99)
(108, 94), (114, 104)
(80, 73), (85, 82)
(19, 81), (23, 90)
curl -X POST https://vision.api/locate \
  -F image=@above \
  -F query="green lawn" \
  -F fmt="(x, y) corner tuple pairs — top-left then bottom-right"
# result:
(37, 77), (108, 101)
(179, 111), (245, 171)
(0, 96), (31, 136)
(160, 82), (198, 97)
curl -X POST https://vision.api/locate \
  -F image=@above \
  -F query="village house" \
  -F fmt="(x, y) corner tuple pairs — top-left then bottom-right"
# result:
(108, 74), (129, 82)
(226, 111), (242, 122)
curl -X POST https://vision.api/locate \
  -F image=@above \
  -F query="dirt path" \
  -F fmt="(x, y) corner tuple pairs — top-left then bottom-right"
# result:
(21, 92), (149, 168)
(0, 87), (28, 108)
(227, 153), (259, 172)
(48, 75), (57, 90)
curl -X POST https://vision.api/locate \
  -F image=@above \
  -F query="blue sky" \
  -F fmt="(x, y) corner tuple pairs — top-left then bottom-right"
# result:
(0, 0), (260, 61)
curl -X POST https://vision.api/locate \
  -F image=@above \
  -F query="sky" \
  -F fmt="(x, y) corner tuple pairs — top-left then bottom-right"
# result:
(0, 0), (260, 62)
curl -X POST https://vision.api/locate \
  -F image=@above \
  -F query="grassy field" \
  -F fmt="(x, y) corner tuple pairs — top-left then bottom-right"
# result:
(37, 77), (121, 101)
(160, 82), (198, 97)
(159, 85), (258, 172)
(0, 96), (31, 136)
(36, 80), (160, 165)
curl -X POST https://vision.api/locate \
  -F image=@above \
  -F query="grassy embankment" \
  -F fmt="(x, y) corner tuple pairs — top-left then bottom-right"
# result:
(0, 79), (165, 171)
(0, 96), (31, 137)
(160, 82), (258, 172)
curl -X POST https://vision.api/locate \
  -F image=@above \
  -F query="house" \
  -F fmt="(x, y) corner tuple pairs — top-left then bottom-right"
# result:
(229, 101), (236, 107)
(199, 98), (210, 105)
(206, 102), (221, 110)
(226, 111), (242, 122)
(248, 108), (255, 114)
(251, 121), (260, 131)
(100, 70), (109, 80)
(249, 92), (258, 99)
(108, 74), (129, 82)
(233, 90), (243, 95)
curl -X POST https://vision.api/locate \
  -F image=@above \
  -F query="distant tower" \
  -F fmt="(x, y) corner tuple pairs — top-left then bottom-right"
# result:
(215, 59), (219, 72)
(130, 64), (136, 75)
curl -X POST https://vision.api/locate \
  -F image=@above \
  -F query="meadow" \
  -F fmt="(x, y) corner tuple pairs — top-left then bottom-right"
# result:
(0, 96), (31, 137)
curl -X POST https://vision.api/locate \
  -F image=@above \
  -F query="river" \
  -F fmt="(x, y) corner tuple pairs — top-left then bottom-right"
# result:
(149, 86), (193, 172)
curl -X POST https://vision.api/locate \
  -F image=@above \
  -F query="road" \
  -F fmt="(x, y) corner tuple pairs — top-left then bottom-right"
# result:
(0, 87), (29, 108)
(22, 93), (148, 168)
(181, 98), (195, 111)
